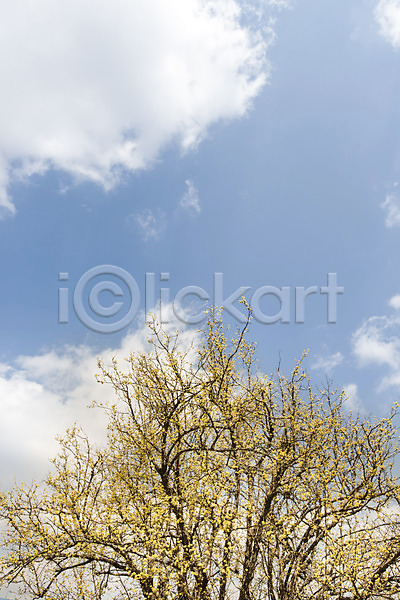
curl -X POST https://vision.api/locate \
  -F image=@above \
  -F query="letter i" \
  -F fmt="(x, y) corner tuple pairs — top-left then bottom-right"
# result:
(58, 273), (69, 323)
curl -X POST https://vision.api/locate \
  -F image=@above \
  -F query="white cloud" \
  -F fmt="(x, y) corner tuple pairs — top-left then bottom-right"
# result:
(352, 315), (400, 370)
(0, 308), (199, 488)
(343, 383), (365, 413)
(381, 185), (400, 227)
(351, 312), (400, 389)
(180, 179), (201, 214)
(389, 294), (400, 309)
(0, 350), (109, 487)
(0, 0), (281, 216)
(311, 351), (344, 374)
(131, 208), (166, 241)
(375, 0), (400, 47)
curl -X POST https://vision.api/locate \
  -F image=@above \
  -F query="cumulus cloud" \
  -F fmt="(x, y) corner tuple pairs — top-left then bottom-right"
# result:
(0, 348), (108, 488)
(389, 294), (400, 310)
(381, 184), (400, 227)
(352, 316), (400, 369)
(375, 0), (400, 47)
(389, 294), (400, 309)
(343, 383), (365, 413)
(180, 179), (201, 214)
(0, 308), (198, 488)
(352, 312), (400, 389)
(0, 0), (280, 216)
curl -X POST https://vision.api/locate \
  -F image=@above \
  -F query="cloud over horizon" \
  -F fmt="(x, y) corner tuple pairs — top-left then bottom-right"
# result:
(0, 0), (278, 216)
(0, 307), (199, 488)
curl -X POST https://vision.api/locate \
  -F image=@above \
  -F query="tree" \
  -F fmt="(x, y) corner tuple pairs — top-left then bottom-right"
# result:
(1, 308), (400, 600)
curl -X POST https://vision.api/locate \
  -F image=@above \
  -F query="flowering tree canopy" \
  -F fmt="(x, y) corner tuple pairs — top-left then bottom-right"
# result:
(1, 310), (400, 600)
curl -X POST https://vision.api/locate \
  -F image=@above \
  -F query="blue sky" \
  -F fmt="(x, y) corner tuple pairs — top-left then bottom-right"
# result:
(1, 0), (400, 492)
